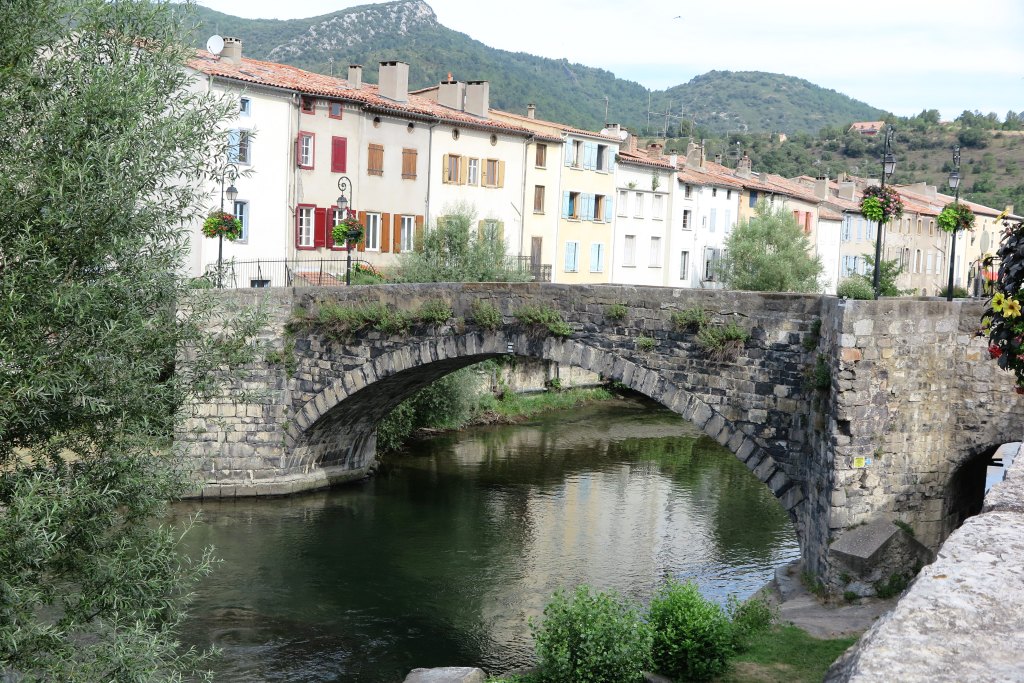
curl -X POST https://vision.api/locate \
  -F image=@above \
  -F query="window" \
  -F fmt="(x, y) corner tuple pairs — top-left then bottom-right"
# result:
(712, 187), (718, 198)
(400, 215), (415, 253)
(402, 148), (417, 179)
(633, 192), (643, 218)
(479, 219), (502, 243)
(367, 143), (384, 176)
(300, 96), (315, 114)
(365, 212), (381, 251)
(331, 136), (347, 173)
(233, 200), (249, 242)
(727, 210), (734, 232)
(926, 250), (934, 274)
(618, 190), (628, 216)
(685, 184), (693, 199)
(571, 140), (583, 167)
(564, 241), (579, 272)
(590, 243), (604, 272)
(917, 218), (923, 234)
(709, 207), (717, 232)
(230, 129), (251, 164)
(564, 191), (581, 220)
(297, 131), (314, 169)
(748, 190), (757, 207)
(915, 249), (922, 273)
(536, 143), (547, 168)
(596, 144), (609, 171)
(594, 194), (606, 222)
(679, 251), (690, 280)
(329, 207), (346, 250)
(653, 194), (664, 220)
(445, 154), (461, 184)
(239, 97), (251, 116)
(468, 158), (480, 186)
(296, 206), (314, 248)
(682, 209), (692, 230)
(483, 158), (502, 187)
(704, 247), (719, 280)
(649, 236), (662, 267)
(928, 219), (935, 236)
(534, 185), (545, 213)
(329, 101), (343, 119)
(623, 235), (636, 267)
(726, 189), (732, 200)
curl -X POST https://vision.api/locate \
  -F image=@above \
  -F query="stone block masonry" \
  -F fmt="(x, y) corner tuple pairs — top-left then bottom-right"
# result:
(177, 285), (1024, 586)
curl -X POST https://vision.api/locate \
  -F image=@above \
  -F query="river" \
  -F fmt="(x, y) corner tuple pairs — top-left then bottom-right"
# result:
(177, 396), (799, 682)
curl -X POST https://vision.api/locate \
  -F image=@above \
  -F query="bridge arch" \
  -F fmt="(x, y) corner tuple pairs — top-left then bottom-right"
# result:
(285, 328), (807, 527)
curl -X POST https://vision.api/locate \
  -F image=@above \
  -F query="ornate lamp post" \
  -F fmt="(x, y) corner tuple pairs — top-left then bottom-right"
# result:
(946, 147), (962, 301)
(872, 126), (897, 299)
(336, 175), (353, 285)
(217, 163), (239, 288)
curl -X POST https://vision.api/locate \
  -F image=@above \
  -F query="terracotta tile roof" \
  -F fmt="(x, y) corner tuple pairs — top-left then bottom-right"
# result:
(188, 51), (537, 136)
(489, 108), (622, 142)
(616, 148), (676, 170)
(819, 207), (844, 221)
(676, 161), (744, 189)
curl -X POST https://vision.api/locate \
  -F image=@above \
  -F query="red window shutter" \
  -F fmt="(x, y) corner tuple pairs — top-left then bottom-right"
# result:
(326, 209), (336, 249)
(380, 212), (391, 252)
(294, 207), (301, 247)
(357, 211), (367, 252)
(314, 207), (327, 248)
(331, 137), (347, 173)
(295, 136), (301, 167)
(393, 214), (402, 252)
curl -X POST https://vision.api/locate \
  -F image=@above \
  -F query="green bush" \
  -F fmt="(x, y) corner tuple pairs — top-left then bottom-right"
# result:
(874, 572), (910, 599)
(938, 285), (970, 298)
(606, 303), (628, 321)
(635, 335), (656, 352)
(471, 300), (503, 330)
(417, 298), (453, 325)
(648, 580), (733, 681)
(376, 368), (475, 452)
(726, 594), (777, 652)
(806, 354), (831, 391)
(531, 585), (651, 683)
(514, 305), (572, 338)
(671, 306), (710, 332)
(836, 277), (874, 300)
(696, 321), (749, 361)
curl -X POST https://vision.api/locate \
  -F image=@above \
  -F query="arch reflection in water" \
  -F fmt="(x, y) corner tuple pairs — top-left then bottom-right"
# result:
(178, 397), (798, 683)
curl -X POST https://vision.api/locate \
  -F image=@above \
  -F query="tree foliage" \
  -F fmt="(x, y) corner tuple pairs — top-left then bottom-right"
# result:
(0, 0), (256, 678)
(717, 202), (824, 293)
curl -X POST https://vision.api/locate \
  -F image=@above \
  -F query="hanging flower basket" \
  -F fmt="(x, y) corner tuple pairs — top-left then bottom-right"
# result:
(937, 202), (975, 233)
(202, 210), (243, 240)
(860, 185), (904, 223)
(332, 216), (365, 247)
(983, 218), (1024, 390)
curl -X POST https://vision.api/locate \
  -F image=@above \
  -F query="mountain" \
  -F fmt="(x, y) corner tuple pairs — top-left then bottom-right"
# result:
(186, 0), (885, 135)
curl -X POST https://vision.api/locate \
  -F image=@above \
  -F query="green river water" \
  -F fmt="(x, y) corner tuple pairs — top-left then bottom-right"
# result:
(177, 396), (799, 682)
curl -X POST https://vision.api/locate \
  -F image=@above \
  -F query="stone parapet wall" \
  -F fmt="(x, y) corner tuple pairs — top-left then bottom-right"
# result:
(825, 444), (1024, 682)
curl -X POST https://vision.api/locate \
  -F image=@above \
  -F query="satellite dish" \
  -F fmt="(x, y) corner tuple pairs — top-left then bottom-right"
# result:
(207, 35), (224, 56)
(981, 231), (990, 252)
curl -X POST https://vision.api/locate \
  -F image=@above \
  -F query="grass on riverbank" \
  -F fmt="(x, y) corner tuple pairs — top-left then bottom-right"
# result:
(473, 387), (613, 423)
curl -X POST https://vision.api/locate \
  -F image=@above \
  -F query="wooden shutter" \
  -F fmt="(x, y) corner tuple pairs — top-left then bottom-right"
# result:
(331, 136), (347, 173)
(496, 221), (505, 243)
(481, 160), (488, 187)
(442, 154), (450, 183)
(357, 211), (367, 252)
(380, 212), (391, 252)
(402, 148), (417, 179)
(294, 207), (302, 247)
(313, 207), (327, 248)
(414, 215), (424, 252)
(497, 160), (505, 188)
(459, 156), (468, 185)
(477, 219), (485, 238)
(295, 135), (302, 167)
(393, 214), (402, 252)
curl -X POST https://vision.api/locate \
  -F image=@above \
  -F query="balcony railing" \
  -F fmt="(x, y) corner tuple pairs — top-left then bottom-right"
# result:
(202, 257), (552, 288)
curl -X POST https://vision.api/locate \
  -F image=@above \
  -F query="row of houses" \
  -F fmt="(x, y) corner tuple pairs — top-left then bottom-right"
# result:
(187, 39), (1014, 295)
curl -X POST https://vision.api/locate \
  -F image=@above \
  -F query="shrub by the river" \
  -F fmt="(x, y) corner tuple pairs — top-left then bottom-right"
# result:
(648, 580), (734, 681)
(726, 593), (777, 651)
(530, 585), (651, 683)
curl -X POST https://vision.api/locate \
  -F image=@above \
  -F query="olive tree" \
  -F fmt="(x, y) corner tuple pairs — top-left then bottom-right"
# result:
(0, 1), (257, 679)
(717, 202), (824, 293)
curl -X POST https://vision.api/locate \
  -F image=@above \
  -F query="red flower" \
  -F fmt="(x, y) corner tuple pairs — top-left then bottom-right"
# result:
(990, 344), (1003, 359)
(1016, 386), (1024, 395)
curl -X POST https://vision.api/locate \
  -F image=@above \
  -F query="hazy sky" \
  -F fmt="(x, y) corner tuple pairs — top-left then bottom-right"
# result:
(192, 0), (1024, 120)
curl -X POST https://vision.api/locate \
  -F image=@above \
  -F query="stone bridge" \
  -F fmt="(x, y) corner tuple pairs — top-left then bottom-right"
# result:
(180, 284), (1023, 585)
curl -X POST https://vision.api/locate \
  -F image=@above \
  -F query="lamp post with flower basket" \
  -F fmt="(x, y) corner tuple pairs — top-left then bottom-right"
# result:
(940, 146), (975, 301)
(203, 163), (241, 287)
(333, 176), (364, 286)
(866, 126), (899, 299)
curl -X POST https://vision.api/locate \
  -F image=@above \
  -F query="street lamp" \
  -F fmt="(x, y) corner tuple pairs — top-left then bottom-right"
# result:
(946, 147), (963, 301)
(218, 163), (239, 288)
(336, 175), (353, 285)
(872, 126), (896, 299)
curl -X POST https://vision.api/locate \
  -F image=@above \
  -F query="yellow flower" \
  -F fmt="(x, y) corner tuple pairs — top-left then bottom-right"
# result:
(992, 292), (1007, 313)
(1005, 298), (1022, 318)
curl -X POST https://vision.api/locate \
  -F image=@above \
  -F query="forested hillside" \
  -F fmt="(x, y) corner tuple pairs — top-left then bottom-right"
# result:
(186, 0), (884, 135)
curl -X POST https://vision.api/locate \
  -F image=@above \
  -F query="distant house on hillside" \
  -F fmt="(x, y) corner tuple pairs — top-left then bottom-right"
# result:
(848, 121), (885, 136)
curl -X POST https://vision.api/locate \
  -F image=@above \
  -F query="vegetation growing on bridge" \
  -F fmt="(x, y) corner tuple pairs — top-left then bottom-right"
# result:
(513, 305), (574, 338)
(670, 306), (751, 362)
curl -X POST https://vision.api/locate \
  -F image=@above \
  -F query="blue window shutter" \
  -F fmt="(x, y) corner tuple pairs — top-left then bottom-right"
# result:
(562, 191), (570, 219)
(606, 193), (614, 222)
(564, 143), (573, 167)
(587, 143), (596, 170)
(609, 150), (616, 171)
(588, 194), (595, 221)
(227, 129), (240, 162)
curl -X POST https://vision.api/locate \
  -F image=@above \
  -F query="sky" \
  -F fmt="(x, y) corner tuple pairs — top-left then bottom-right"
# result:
(192, 0), (1024, 120)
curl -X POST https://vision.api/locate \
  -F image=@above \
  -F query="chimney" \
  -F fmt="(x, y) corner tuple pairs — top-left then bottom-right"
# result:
(669, 153), (678, 168)
(814, 175), (828, 200)
(437, 79), (465, 110)
(220, 36), (242, 64)
(926, 185), (937, 200)
(604, 122), (620, 136)
(348, 64), (363, 90)
(527, 103), (536, 119)
(714, 153), (723, 165)
(464, 80), (490, 118)
(838, 181), (856, 201)
(378, 61), (409, 103)
(627, 134), (638, 153)
(647, 142), (664, 158)
(685, 142), (705, 169)
(735, 153), (752, 179)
